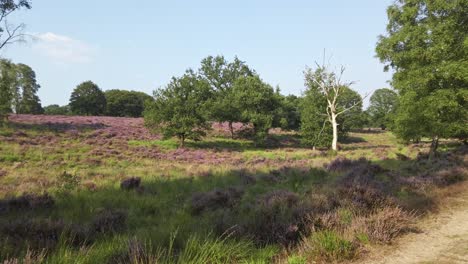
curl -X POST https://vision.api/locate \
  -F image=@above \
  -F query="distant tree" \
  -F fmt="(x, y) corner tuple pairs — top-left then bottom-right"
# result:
(105, 89), (153, 117)
(144, 70), (212, 147)
(337, 87), (364, 132)
(273, 91), (302, 130)
(376, 0), (468, 157)
(231, 76), (278, 142)
(0, 59), (15, 122)
(69, 81), (106, 116)
(199, 55), (254, 138)
(44, 104), (70, 115)
(367, 88), (398, 130)
(301, 65), (362, 151)
(0, 0), (32, 50)
(15, 63), (43, 114)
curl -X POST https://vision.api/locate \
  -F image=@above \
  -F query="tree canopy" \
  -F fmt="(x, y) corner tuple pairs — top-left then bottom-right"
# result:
(367, 88), (398, 130)
(376, 0), (468, 155)
(199, 55), (255, 138)
(144, 70), (212, 147)
(231, 75), (279, 142)
(105, 89), (153, 117)
(69, 81), (107, 116)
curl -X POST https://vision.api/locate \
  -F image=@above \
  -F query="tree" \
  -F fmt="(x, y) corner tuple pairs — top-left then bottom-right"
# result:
(199, 55), (254, 138)
(0, 59), (14, 122)
(144, 70), (211, 147)
(44, 104), (70, 115)
(69, 81), (106, 116)
(231, 76), (278, 142)
(273, 93), (302, 131)
(15, 63), (43, 114)
(376, 0), (468, 157)
(0, 0), (32, 51)
(367, 88), (398, 130)
(300, 84), (363, 148)
(302, 65), (362, 151)
(105, 89), (153, 117)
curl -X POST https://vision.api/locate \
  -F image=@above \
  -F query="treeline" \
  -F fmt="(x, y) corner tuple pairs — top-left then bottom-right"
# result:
(143, 55), (375, 147)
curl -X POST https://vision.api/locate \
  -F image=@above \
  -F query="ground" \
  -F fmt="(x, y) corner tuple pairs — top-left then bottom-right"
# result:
(0, 114), (466, 263)
(361, 182), (468, 264)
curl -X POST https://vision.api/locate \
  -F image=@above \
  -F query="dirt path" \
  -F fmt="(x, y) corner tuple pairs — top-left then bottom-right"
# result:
(361, 184), (468, 264)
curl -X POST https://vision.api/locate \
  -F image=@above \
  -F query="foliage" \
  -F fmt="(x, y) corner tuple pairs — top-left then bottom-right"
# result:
(0, 59), (15, 121)
(144, 70), (212, 147)
(376, 0), (468, 153)
(69, 81), (107, 116)
(0, 60), (43, 118)
(231, 76), (278, 142)
(367, 88), (398, 130)
(273, 92), (302, 130)
(44, 104), (71, 115)
(14, 63), (43, 114)
(199, 55), (254, 138)
(105, 89), (153, 117)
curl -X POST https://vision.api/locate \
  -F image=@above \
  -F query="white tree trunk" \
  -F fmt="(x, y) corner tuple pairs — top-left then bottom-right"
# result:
(331, 113), (338, 151)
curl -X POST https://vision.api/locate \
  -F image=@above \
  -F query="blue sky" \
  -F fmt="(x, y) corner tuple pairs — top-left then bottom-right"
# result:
(3, 0), (393, 107)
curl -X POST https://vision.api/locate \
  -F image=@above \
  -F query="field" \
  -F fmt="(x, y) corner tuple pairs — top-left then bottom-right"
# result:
(0, 114), (466, 263)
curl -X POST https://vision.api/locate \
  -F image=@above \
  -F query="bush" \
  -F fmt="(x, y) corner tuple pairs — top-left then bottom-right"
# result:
(351, 206), (415, 244)
(191, 187), (244, 215)
(0, 193), (54, 213)
(92, 209), (127, 234)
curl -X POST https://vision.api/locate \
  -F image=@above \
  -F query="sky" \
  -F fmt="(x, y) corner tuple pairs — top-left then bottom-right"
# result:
(3, 0), (394, 107)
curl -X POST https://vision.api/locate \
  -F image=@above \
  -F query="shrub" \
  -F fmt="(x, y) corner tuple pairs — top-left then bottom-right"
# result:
(92, 209), (127, 234)
(191, 187), (244, 215)
(0, 193), (54, 213)
(1, 218), (65, 251)
(351, 206), (415, 244)
(120, 177), (141, 191)
(326, 157), (369, 172)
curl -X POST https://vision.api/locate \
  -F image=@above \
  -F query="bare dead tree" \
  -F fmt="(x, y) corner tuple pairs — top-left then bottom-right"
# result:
(0, 0), (31, 51)
(308, 63), (367, 151)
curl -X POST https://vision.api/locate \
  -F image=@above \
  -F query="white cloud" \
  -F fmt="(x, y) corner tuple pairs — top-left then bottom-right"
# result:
(33, 32), (95, 64)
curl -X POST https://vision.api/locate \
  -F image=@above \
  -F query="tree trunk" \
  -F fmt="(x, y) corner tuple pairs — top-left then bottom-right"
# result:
(429, 135), (439, 160)
(228, 121), (234, 139)
(331, 114), (338, 151)
(179, 134), (185, 148)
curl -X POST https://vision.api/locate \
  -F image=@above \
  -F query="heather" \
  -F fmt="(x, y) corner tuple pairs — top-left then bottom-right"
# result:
(0, 115), (466, 263)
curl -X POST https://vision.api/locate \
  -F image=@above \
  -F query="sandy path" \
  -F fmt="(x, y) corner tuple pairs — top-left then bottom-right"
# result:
(361, 185), (468, 264)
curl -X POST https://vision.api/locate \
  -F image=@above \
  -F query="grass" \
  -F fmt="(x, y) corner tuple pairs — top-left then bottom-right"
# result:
(0, 116), (466, 263)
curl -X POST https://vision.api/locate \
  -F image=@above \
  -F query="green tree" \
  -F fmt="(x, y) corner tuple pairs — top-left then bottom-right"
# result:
(272, 90), (302, 131)
(0, 0), (32, 50)
(367, 88), (398, 130)
(105, 89), (153, 117)
(231, 76), (278, 142)
(199, 55), (254, 138)
(0, 59), (15, 122)
(44, 104), (70, 115)
(69, 81), (106, 116)
(15, 63), (43, 114)
(376, 0), (468, 157)
(144, 70), (212, 147)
